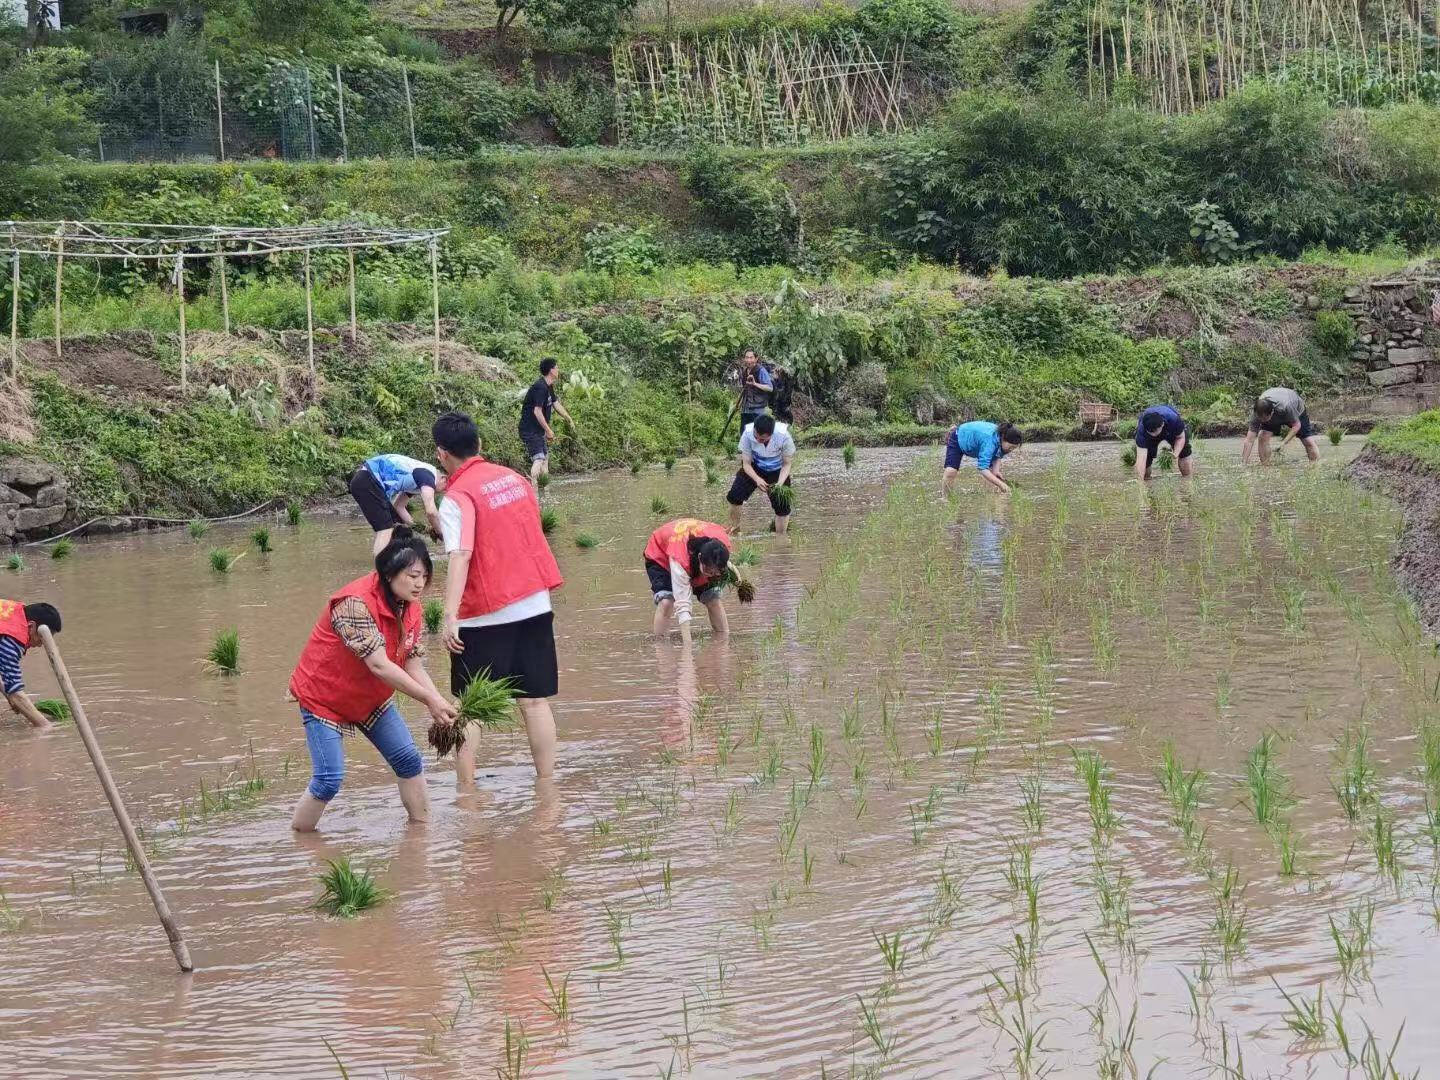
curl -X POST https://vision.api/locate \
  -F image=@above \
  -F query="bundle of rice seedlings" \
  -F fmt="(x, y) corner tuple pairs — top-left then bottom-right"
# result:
(428, 671), (519, 757)
(1328, 427), (1344, 446)
(734, 543), (760, 567)
(575, 532), (599, 549)
(5, 554), (23, 572)
(1158, 448), (1175, 471)
(315, 858), (390, 918)
(50, 539), (74, 560)
(423, 597), (444, 634)
(771, 484), (794, 514)
(286, 500), (302, 527)
(251, 527), (272, 553)
(209, 548), (243, 573)
(205, 628), (240, 675)
(664, 455), (676, 472)
(724, 566), (756, 604)
(540, 508), (559, 534)
(843, 443), (856, 469)
(629, 460), (643, 476)
(651, 495), (669, 515)
(537, 472), (552, 490)
(188, 519), (210, 539)
(34, 698), (71, 722)
(1121, 446), (1138, 468)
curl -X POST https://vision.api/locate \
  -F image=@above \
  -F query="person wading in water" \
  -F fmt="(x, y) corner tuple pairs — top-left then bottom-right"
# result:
(0, 599), (62, 731)
(519, 358), (576, 489)
(434, 411), (565, 783)
(645, 518), (734, 648)
(727, 413), (796, 536)
(941, 421), (1023, 496)
(1134, 405), (1194, 480)
(288, 529), (454, 831)
(1241, 387), (1320, 465)
(348, 452), (442, 555)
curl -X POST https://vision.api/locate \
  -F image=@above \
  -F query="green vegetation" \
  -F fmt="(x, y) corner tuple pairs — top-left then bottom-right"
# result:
(5, 554), (23, 572)
(1367, 412), (1440, 470)
(209, 548), (241, 574)
(34, 699), (71, 722)
(574, 532), (599, 549)
(423, 597), (444, 634)
(540, 508), (559, 534)
(286, 501), (303, 527)
(188, 519), (210, 539)
(428, 671), (521, 757)
(205, 628), (241, 675)
(250, 527), (272, 553)
(49, 539), (73, 560)
(315, 858), (390, 919)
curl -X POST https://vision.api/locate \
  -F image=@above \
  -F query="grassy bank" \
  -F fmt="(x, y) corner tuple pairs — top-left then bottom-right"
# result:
(1365, 411), (1440, 471)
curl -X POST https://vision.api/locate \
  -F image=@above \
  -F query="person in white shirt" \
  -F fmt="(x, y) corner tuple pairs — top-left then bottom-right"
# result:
(727, 414), (796, 535)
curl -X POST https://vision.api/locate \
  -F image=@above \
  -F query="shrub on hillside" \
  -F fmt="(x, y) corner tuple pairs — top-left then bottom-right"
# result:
(584, 223), (662, 276)
(880, 93), (1182, 275)
(682, 146), (801, 267)
(1312, 309), (1355, 358)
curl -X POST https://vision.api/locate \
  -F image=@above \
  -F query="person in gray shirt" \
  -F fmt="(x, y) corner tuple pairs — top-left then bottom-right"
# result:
(1241, 386), (1319, 464)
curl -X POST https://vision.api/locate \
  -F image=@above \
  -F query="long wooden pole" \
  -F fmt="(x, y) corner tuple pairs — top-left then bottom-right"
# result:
(175, 255), (187, 392)
(303, 249), (315, 378)
(335, 64), (348, 163)
(429, 239), (440, 374)
(8, 250), (18, 379)
(402, 66), (418, 160)
(37, 626), (194, 973)
(214, 60), (225, 162)
(53, 228), (64, 359)
(346, 246), (357, 345)
(216, 248), (230, 334)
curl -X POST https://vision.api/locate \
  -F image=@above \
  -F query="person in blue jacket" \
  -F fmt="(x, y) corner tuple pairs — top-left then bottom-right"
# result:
(1134, 405), (1193, 480)
(942, 421), (1023, 496)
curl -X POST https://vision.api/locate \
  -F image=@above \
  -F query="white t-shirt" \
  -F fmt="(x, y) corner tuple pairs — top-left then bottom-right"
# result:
(439, 496), (552, 628)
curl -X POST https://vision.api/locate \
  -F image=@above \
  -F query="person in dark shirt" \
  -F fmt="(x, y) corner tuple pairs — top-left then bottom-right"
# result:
(0, 600), (62, 731)
(1242, 387), (1319, 464)
(1134, 405), (1193, 480)
(518, 358), (575, 487)
(735, 348), (773, 431)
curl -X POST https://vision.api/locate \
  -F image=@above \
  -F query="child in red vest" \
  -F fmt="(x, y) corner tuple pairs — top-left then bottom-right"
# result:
(0, 599), (62, 730)
(288, 529), (455, 832)
(433, 411), (565, 784)
(644, 518), (732, 647)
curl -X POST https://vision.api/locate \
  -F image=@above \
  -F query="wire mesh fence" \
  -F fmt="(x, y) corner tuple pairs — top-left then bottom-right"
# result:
(84, 61), (425, 164)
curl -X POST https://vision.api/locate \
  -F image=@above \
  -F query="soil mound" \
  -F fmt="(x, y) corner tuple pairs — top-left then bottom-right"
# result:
(1344, 444), (1440, 635)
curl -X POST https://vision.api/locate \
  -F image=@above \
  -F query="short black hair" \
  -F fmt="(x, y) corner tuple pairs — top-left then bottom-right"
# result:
(539, 358), (558, 377)
(1254, 396), (1274, 418)
(24, 602), (61, 635)
(998, 422), (1024, 447)
(432, 411), (480, 458)
(697, 538), (729, 573)
(754, 414), (776, 436)
(1144, 414), (1166, 435)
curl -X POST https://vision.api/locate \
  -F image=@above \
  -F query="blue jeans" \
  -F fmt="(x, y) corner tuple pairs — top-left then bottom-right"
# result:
(302, 704), (423, 803)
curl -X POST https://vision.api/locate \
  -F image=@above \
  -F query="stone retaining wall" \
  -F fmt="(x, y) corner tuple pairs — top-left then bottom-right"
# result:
(0, 459), (68, 542)
(1332, 277), (1440, 388)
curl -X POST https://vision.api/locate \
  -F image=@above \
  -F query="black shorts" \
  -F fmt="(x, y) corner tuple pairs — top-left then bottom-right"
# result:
(1143, 429), (1194, 466)
(726, 467), (790, 516)
(451, 611), (558, 700)
(645, 559), (722, 605)
(348, 467), (399, 532)
(1251, 411), (1315, 439)
(519, 428), (548, 461)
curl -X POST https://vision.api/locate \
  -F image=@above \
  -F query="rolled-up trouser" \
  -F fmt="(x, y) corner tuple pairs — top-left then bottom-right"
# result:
(302, 702), (423, 802)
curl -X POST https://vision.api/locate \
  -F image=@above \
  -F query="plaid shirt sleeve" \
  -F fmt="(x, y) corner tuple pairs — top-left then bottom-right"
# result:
(0, 635), (25, 695)
(330, 597), (385, 660)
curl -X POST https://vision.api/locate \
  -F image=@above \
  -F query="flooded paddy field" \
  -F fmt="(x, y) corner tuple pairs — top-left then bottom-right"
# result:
(4, 437), (1440, 1079)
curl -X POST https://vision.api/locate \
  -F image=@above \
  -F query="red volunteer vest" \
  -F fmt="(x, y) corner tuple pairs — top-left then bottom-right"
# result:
(289, 573), (422, 725)
(444, 456), (564, 619)
(0, 599), (30, 649)
(644, 519), (732, 590)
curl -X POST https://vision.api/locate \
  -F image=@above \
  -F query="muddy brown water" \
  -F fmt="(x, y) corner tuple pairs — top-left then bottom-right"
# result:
(3, 438), (1439, 1078)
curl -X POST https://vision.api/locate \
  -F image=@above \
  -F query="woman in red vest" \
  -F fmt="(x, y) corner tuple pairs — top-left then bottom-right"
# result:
(432, 412), (565, 784)
(0, 599), (62, 730)
(644, 518), (732, 647)
(289, 528), (457, 832)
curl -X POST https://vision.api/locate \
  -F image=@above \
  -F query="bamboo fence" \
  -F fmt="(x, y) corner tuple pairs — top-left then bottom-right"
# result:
(613, 31), (911, 147)
(1086, 0), (1440, 113)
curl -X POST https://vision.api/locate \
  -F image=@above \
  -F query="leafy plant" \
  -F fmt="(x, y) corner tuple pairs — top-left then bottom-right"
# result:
(205, 629), (240, 675)
(423, 598), (444, 634)
(50, 539), (73, 560)
(209, 548), (242, 574)
(574, 532), (599, 549)
(314, 858), (390, 918)
(650, 495), (670, 514)
(188, 518), (210, 539)
(428, 671), (519, 757)
(5, 554), (23, 572)
(540, 508), (559, 534)
(1313, 310), (1355, 358)
(250, 527), (272, 553)
(286, 501), (302, 527)
(34, 698), (71, 722)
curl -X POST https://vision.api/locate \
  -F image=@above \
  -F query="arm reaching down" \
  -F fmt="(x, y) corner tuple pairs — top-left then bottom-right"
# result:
(669, 558), (696, 648)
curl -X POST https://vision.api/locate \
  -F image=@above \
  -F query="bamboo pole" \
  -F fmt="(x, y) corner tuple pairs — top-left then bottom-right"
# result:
(37, 626), (194, 973)
(429, 239), (441, 374)
(402, 66), (418, 160)
(335, 65), (348, 163)
(346, 246), (357, 345)
(214, 60), (225, 162)
(175, 255), (187, 393)
(303, 249), (315, 378)
(8, 249), (18, 379)
(53, 227), (64, 359)
(216, 247), (229, 335)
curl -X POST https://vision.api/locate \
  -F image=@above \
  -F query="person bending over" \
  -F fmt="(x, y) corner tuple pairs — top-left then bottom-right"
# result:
(727, 414), (796, 536)
(288, 529), (454, 832)
(0, 599), (62, 730)
(519, 358), (576, 488)
(942, 421), (1023, 496)
(435, 411), (565, 783)
(1241, 387), (1320, 465)
(1135, 405), (1194, 480)
(348, 453), (441, 555)
(645, 518), (733, 648)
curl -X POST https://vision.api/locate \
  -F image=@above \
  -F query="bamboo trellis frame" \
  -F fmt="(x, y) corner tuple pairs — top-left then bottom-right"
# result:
(614, 31), (911, 147)
(2, 221), (450, 384)
(1086, 0), (1440, 113)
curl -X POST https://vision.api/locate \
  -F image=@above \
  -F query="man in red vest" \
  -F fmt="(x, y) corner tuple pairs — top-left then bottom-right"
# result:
(0, 599), (62, 731)
(433, 411), (565, 782)
(644, 518), (732, 648)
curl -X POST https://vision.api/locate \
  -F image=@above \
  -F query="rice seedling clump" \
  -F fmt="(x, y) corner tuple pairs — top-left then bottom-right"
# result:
(209, 548), (242, 574)
(1328, 426), (1344, 445)
(842, 443), (856, 469)
(651, 495), (669, 515)
(575, 532), (599, 549)
(5, 554), (23, 572)
(540, 508), (559, 534)
(251, 527), (272, 553)
(50, 539), (74, 560)
(286, 500), (302, 527)
(205, 629), (241, 675)
(314, 858), (390, 918)
(34, 699), (71, 722)
(423, 597), (444, 634)
(1121, 446), (1137, 468)
(428, 672), (519, 757)
(188, 519), (209, 539)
